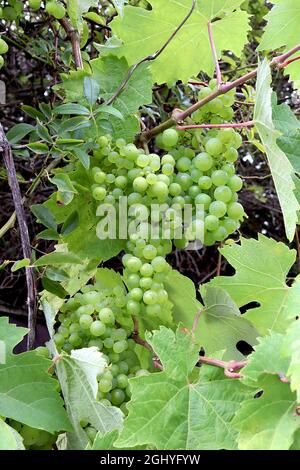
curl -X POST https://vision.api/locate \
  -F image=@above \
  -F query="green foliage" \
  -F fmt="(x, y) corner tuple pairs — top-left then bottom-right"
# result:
(208, 235), (299, 335)
(254, 60), (299, 242)
(0, 318), (71, 434)
(111, 0), (250, 85)
(117, 327), (249, 449)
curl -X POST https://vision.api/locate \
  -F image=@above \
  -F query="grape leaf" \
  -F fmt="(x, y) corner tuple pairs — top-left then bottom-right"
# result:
(272, 99), (300, 135)
(254, 60), (299, 241)
(0, 318), (71, 434)
(0, 419), (25, 450)
(0, 317), (28, 355)
(241, 332), (290, 386)
(117, 326), (250, 450)
(56, 349), (123, 450)
(258, 0), (300, 91)
(208, 235), (300, 335)
(67, 0), (98, 31)
(198, 286), (258, 360)
(282, 320), (300, 400)
(277, 131), (300, 175)
(165, 271), (258, 360)
(44, 164), (126, 262)
(233, 375), (299, 450)
(111, 0), (250, 85)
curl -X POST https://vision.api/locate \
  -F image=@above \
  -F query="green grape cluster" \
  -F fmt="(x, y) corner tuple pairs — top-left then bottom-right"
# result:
(54, 283), (150, 421)
(0, 0), (23, 22)
(8, 420), (57, 450)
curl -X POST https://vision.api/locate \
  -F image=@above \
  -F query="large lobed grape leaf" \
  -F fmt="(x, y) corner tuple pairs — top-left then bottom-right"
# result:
(254, 60), (300, 242)
(56, 348), (123, 450)
(117, 326), (250, 450)
(258, 0), (300, 92)
(0, 318), (71, 434)
(208, 235), (300, 335)
(111, 0), (250, 85)
(165, 270), (258, 360)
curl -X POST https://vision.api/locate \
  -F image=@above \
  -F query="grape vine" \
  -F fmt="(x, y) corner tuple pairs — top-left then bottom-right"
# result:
(0, 0), (300, 453)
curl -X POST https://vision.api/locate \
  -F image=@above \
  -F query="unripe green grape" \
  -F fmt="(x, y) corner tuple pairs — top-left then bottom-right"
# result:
(119, 361), (129, 374)
(162, 163), (174, 175)
(88, 339), (103, 350)
(162, 154), (176, 165)
(227, 202), (244, 220)
(111, 388), (125, 406)
(69, 322), (80, 333)
(219, 107), (234, 120)
(124, 143), (139, 161)
(105, 173), (115, 184)
(139, 277), (153, 289)
(175, 173), (193, 190)
(209, 201), (227, 218)
(188, 185), (201, 199)
(98, 135), (109, 147)
(224, 147), (238, 163)
(126, 256), (142, 273)
(137, 154), (150, 168)
(140, 263), (154, 277)
(198, 176), (212, 190)
(128, 192), (142, 205)
(151, 256), (167, 273)
(205, 138), (223, 156)
(161, 129), (179, 148)
(46, 1), (66, 19)
(222, 217), (239, 233)
(143, 290), (158, 305)
(126, 299), (141, 315)
(103, 337), (114, 349)
(212, 226), (228, 242)
(29, 0), (42, 10)
(54, 332), (64, 347)
(117, 374), (129, 389)
(129, 287), (143, 301)
(142, 244), (157, 260)
(113, 340), (128, 354)
(198, 87), (212, 100)
(127, 274), (140, 288)
(214, 186), (233, 203)
(169, 182), (182, 196)
(0, 39), (8, 55)
(92, 186), (106, 201)
(109, 352), (120, 364)
(0, 56), (4, 69)
(133, 176), (148, 193)
(218, 128), (235, 144)
(195, 193), (212, 210)
(190, 168), (202, 182)
(69, 333), (82, 347)
(207, 98), (223, 114)
(82, 291), (101, 306)
(90, 320), (106, 337)
(232, 132), (243, 149)
(222, 163), (235, 176)
(176, 157), (191, 172)
(228, 175), (243, 192)
(99, 307), (115, 325)
(211, 170), (229, 186)
(205, 215), (219, 232)
(193, 152), (213, 171)
(98, 378), (113, 393)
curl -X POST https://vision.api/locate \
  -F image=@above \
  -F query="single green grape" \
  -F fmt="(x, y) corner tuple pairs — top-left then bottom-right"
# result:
(214, 186), (233, 203)
(161, 128), (179, 148)
(193, 152), (213, 171)
(0, 38), (8, 55)
(90, 320), (106, 337)
(209, 201), (227, 218)
(227, 202), (244, 220)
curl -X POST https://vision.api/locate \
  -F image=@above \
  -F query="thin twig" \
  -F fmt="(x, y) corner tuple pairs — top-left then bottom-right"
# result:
(177, 120), (254, 131)
(0, 124), (37, 350)
(216, 250), (222, 276)
(141, 43), (300, 141)
(106, 0), (196, 106)
(208, 22), (222, 88)
(131, 316), (153, 352)
(59, 18), (83, 69)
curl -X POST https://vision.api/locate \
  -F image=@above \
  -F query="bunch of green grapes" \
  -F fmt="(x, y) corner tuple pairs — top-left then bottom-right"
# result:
(54, 283), (150, 421)
(8, 420), (57, 450)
